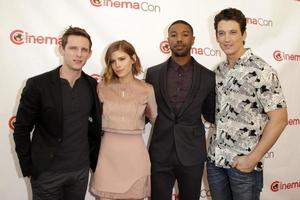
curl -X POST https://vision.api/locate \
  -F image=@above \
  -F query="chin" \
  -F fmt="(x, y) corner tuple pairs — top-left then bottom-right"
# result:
(174, 52), (189, 57)
(73, 67), (83, 71)
(223, 49), (235, 55)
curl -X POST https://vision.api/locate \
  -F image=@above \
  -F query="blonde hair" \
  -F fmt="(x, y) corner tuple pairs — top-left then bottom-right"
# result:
(103, 40), (142, 83)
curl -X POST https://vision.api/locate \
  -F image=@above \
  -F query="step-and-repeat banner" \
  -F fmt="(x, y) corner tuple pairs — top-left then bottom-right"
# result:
(1, 0), (300, 199)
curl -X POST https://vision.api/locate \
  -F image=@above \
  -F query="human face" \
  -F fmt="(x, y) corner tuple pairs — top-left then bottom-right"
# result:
(59, 35), (91, 72)
(168, 23), (195, 57)
(216, 20), (246, 61)
(110, 50), (135, 82)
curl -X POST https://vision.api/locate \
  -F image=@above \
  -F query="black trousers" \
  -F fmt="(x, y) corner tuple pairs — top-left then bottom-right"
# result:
(30, 167), (89, 200)
(151, 150), (204, 200)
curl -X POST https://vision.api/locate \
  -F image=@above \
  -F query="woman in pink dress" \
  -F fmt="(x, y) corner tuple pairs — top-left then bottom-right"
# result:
(90, 40), (157, 200)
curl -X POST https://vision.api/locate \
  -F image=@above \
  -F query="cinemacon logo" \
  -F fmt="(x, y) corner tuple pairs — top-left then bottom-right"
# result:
(288, 118), (300, 126)
(90, 0), (161, 13)
(273, 50), (300, 62)
(271, 180), (300, 192)
(10, 29), (61, 45)
(246, 17), (273, 27)
(160, 41), (221, 57)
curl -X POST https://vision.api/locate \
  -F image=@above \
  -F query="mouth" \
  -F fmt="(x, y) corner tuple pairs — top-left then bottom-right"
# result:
(73, 59), (83, 64)
(114, 69), (123, 74)
(223, 44), (232, 49)
(175, 44), (185, 50)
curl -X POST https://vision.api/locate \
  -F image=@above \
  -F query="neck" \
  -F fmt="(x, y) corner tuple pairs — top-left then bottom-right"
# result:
(59, 65), (82, 87)
(118, 74), (135, 84)
(227, 47), (247, 67)
(172, 55), (191, 66)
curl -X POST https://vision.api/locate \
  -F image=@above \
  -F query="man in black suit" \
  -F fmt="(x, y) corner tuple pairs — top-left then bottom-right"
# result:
(13, 26), (101, 200)
(145, 20), (215, 200)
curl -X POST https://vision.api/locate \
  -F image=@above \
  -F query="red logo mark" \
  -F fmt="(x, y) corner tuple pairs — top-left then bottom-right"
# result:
(90, 0), (102, 7)
(273, 50), (283, 62)
(271, 181), (279, 192)
(8, 116), (16, 130)
(160, 40), (170, 54)
(10, 30), (24, 45)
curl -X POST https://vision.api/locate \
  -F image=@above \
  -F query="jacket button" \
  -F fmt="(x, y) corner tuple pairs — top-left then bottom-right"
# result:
(49, 154), (54, 158)
(57, 138), (62, 143)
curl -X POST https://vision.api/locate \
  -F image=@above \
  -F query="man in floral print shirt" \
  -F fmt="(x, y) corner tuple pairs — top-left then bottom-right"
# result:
(207, 8), (288, 200)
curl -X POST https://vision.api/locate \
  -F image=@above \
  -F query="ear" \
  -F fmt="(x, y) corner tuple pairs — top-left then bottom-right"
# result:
(87, 50), (92, 59)
(132, 54), (137, 62)
(58, 45), (64, 56)
(243, 31), (247, 41)
(192, 36), (195, 45)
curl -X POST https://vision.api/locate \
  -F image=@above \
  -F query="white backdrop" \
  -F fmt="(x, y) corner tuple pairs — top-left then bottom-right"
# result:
(1, 0), (300, 199)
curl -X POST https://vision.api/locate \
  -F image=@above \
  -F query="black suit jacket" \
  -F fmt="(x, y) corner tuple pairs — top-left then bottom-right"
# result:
(13, 66), (102, 178)
(145, 57), (215, 166)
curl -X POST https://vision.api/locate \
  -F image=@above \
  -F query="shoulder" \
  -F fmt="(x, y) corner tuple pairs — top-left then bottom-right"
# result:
(97, 81), (109, 92)
(82, 71), (97, 86)
(134, 79), (154, 94)
(26, 68), (58, 86)
(193, 60), (215, 80)
(214, 61), (226, 74)
(247, 53), (277, 76)
(147, 60), (168, 74)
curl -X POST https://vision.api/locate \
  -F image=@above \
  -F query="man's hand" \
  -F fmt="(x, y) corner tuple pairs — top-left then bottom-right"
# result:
(232, 155), (257, 173)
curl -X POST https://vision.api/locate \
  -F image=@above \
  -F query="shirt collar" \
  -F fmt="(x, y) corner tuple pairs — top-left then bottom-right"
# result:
(219, 48), (253, 73)
(169, 57), (193, 72)
(234, 48), (253, 66)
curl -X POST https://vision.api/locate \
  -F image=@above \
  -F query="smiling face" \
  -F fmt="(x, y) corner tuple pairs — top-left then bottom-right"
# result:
(110, 50), (136, 81)
(168, 23), (195, 58)
(59, 35), (92, 72)
(216, 20), (246, 61)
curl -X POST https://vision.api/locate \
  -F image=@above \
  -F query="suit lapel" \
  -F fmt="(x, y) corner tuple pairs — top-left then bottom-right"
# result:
(159, 61), (175, 113)
(50, 67), (63, 132)
(177, 59), (202, 117)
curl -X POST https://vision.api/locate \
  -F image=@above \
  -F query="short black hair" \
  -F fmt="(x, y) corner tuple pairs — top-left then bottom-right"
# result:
(168, 20), (194, 35)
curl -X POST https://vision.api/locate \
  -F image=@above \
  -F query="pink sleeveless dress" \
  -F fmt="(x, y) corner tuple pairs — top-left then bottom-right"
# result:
(90, 79), (157, 199)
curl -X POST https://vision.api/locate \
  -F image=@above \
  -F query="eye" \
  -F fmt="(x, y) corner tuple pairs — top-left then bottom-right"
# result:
(217, 32), (224, 36)
(81, 48), (89, 53)
(109, 60), (115, 65)
(169, 32), (176, 37)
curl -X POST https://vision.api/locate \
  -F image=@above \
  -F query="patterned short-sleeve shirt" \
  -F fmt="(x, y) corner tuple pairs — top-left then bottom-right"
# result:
(207, 49), (287, 171)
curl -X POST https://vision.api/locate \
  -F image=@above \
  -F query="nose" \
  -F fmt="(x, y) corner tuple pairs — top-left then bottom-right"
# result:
(224, 33), (230, 42)
(176, 35), (182, 42)
(76, 49), (83, 57)
(114, 60), (121, 68)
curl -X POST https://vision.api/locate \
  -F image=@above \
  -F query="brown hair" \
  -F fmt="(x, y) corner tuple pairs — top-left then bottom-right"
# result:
(214, 8), (247, 35)
(103, 40), (142, 83)
(61, 26), (92, 50)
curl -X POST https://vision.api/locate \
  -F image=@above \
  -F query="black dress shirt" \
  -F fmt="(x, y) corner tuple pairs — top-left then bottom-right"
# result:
(167, 58), (193, 113)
